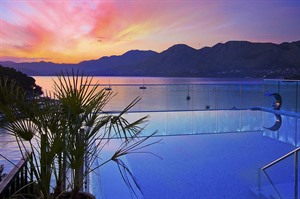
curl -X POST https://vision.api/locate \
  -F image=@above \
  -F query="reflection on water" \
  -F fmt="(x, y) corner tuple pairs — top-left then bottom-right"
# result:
(33, 76), (262, 94)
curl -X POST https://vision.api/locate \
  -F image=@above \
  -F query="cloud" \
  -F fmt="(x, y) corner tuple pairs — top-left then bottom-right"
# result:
(0, 0), (299, 63)
(0, 56), (50, 63)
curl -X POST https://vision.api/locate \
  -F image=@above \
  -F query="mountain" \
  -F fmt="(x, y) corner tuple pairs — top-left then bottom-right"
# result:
(1, 40), (299, 78)
(0, 50), (157, 76)
(78, 50), (158, 75)
(0, 61), (77, 76)
(106, 44), (200, 76)
(196, 41), (300, 77)
(0, 65), (43, 96)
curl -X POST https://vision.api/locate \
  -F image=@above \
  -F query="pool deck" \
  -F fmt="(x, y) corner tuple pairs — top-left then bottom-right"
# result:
(94, 131), (295, 199)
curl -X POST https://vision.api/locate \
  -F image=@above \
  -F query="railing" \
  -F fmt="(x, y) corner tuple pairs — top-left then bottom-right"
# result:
(0, 155), (33, 199)
(258, 147), (300, 199)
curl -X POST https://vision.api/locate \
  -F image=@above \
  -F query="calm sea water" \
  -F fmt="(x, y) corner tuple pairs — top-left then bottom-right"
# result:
(0, 77), (264, 174)
(34, 76), (264, 112)
(34, 76), (262, 93)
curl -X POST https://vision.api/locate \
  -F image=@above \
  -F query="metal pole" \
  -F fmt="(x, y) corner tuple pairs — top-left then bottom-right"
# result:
(41, 134), (46, 187)
(240, 84), (242, 132)
(84, 128), (89, 192)
(295, 151), (298, 199)
(240, 84), (242, 108)
(258, 169), (261, 191)
(215, 85), (218, 132)
(77, 128), (84, 192)
(296, 82), (299, 146)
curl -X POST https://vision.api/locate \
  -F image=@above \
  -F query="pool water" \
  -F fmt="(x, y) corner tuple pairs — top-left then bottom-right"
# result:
(92, 131), (295, 199)
(89, 108), (299, 199)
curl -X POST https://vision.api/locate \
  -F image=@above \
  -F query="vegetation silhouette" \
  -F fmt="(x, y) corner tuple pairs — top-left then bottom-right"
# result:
(0, 70), (159, 199)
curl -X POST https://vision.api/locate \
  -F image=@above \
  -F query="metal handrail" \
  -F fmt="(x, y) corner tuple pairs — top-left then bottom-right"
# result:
(259, 147), (300, 199)
(262, 147), (300, 170)
(0, 155), (33, 199)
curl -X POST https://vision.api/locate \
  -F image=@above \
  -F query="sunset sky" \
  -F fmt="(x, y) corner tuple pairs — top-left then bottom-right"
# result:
(0, 0), (299, 64)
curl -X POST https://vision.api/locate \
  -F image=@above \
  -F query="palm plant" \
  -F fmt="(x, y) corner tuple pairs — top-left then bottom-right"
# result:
(0, 77), (68, 198)
(0, 71), (158, 199)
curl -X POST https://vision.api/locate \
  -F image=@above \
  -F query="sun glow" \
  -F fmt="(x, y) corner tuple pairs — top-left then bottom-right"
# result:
(0, 0), (299, 63)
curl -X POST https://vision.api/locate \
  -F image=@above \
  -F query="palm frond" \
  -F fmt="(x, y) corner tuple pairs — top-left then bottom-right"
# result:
(113, 158), (142, 198)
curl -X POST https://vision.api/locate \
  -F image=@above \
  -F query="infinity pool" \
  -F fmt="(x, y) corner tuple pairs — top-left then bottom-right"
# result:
(88, 109), (298, 199)
(1, 108), (298, 198)
(92, 130), (294, 199)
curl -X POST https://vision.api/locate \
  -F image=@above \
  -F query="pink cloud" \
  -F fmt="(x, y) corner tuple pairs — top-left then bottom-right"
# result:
(0, 0), (299, 63)
(0, 56), (50, 63)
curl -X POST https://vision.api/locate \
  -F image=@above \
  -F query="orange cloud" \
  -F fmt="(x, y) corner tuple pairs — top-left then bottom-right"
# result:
(1, 0), (299, 64)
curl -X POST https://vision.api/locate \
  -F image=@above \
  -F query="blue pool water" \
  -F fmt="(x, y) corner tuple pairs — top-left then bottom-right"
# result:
(92, 131), (295, 199)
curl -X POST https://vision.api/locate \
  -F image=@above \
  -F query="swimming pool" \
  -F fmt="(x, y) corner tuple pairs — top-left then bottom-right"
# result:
(87, 107), (298, 199)
(88, 79), (300, 199)
(0, 109), (296, 198)
(91, 125), (295, 199)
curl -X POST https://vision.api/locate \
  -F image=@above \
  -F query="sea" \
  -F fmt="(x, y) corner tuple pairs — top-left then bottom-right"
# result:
(33, 76), (263, 93)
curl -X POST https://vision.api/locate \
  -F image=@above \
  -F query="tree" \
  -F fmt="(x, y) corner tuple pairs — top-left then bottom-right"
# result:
(0, 70), (158, 199)
(0, 65), (43, 97)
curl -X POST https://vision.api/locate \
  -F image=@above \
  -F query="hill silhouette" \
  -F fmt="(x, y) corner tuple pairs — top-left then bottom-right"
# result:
(1, 40), (299, 78)
(0, 65), (43, 96)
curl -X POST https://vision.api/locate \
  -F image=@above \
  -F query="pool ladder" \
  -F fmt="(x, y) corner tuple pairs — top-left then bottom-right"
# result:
(258, 147), (300, 199)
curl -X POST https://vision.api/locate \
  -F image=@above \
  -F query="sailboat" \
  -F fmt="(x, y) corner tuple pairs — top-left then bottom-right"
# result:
(186, 84), (191, 101)
(139, 79), (147, 90)
(104, 80), (112, 91)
